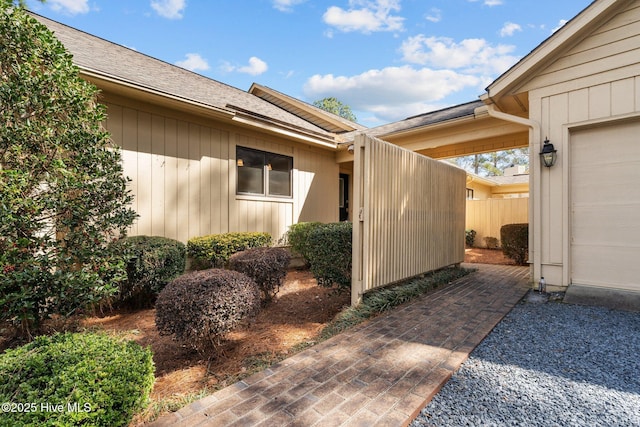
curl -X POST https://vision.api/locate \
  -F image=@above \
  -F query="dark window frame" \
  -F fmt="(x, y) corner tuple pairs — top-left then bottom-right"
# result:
(236, 146), (293, 198)
(466, 188), (474, 200)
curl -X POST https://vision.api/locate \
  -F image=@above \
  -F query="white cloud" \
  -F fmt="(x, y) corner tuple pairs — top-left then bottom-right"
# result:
(221, 57), (269, 76)
(399, 35), (519, 76)
(272, 0), (306, 12)
(500, 22), (522, 37)
(303, 66), (480, 122)
(48, 0), (89, 15)
(425, 8), (441, 23)
(552, 19), (569, 34)
(150, 0), (186, 19)
(323, 0), (404, 34)
(467, 0), (503, 6)
(175, 53), (210, 72)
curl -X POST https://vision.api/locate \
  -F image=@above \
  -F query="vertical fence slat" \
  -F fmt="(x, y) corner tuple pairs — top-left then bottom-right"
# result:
(351, 135), (466, 302)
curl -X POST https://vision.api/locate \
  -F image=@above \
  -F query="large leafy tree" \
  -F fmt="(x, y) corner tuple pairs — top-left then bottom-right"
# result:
(313, 97), (357, 123)
(0, 2), (137, 337)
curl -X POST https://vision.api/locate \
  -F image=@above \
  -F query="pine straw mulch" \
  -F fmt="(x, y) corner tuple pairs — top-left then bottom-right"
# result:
(0, 248), (512, 424)
(81, 269), (351, 423)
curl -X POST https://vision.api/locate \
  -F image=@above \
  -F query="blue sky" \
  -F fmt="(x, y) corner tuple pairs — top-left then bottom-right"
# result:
(27, 0), (591, 126)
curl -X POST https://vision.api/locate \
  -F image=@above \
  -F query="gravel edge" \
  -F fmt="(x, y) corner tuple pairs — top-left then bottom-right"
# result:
(411, 297), (640, 427)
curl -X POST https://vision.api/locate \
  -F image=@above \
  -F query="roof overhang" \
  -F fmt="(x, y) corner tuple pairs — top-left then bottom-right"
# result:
(483, 0), (632, 110)
(381, 106), (529, 159)
(83, 70), (338, 150)
(249, 83), (365, 134)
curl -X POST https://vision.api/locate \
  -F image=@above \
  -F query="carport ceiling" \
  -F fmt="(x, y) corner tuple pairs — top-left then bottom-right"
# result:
(383, 115), (529, 160)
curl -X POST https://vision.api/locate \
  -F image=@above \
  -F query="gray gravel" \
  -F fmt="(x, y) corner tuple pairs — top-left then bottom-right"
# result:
(411, 295), (640, 427)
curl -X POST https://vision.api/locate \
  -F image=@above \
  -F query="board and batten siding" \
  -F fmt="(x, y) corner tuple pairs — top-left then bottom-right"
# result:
(352, 134), (466, 305)
(466, 198), (529, 248)
(521, 0), (640, 287)
(105, 101), (338, 243)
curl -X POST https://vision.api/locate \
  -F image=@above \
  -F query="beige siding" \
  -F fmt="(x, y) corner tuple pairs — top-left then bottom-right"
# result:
(466, 181), (492, 199)
(525, 1), (640, 288)
(352, 135), (466, 305)
(104, 99), (337, 243)
(466, 198), (529, 248)
(523, 3), (640, 95)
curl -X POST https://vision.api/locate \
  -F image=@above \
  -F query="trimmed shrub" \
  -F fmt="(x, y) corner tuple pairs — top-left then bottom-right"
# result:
(285, 222), (323, 266)
(187, 232), (271, 269)
(306, 222), (352, 292)
(111, 236), (186, 306)
(229, 247), (291, 302)
(155, 269), (261, 353)
(465, 229), (476, 247)
(501, 223), (529, 265)
(0, 332), (154, 427)
(484, 236), (500, 249)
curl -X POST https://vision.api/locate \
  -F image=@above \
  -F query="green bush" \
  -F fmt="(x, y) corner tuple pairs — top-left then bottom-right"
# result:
(285, 222), (323, 266)
(155, 269), (261, 354)
(187, 232), (271, 269)
(229, 247), (291, 302)
(465, 229), (476, 247)
(111, 236), (186, 306)
(0, 332), (154, 427)
(306, 222), (352, 292)
(0, 4), (136, 337)
(501, 223), (529, 265)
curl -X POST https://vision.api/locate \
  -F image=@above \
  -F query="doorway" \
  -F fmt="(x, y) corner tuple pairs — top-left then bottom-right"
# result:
(339, 173), (349, 221)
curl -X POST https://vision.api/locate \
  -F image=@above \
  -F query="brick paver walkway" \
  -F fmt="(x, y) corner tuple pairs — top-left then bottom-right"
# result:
(152, 264), (530, 427)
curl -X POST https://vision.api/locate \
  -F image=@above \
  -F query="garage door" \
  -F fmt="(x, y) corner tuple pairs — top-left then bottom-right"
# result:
(570, 120), (640, 291)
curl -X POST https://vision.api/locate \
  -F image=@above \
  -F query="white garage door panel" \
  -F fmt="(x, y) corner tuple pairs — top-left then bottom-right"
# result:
(572, 204), (640, 246)
(571, 120), (640, 291)
(572, 245), (639, 289)
(572, 162), (640, 204)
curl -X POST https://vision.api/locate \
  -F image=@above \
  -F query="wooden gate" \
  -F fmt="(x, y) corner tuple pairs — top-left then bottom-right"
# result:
(351, 134), (466, 305)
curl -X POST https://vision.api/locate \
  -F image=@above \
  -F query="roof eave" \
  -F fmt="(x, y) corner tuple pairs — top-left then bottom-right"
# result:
(81, 68), (237, 120)
(83, 69), (337, 150)
(249, 83), (364, 133)
(382, 113), (479, 140)
(485, 0), (628, 101)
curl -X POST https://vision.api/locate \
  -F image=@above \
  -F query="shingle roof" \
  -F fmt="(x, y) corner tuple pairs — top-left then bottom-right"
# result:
(250, 83), (367, 134)
(31, 13), (336, 140)
(341, 100), (484, 142)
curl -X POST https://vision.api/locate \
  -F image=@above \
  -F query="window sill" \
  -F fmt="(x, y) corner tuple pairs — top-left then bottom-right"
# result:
(236, 194), (294, 204)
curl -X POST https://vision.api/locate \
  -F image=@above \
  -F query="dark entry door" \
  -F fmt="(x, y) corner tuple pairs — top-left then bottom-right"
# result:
(339, 173), (349, 221)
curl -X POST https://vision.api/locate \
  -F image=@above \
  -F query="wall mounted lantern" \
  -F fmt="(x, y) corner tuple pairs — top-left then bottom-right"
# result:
(539, 138), (557, 167)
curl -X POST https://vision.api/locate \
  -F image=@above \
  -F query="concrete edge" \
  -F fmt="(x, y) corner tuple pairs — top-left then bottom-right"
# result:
(564, 284), (640, 312)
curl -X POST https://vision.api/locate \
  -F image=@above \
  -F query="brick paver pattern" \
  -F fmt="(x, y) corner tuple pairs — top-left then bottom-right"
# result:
(152, 264), (530, 427)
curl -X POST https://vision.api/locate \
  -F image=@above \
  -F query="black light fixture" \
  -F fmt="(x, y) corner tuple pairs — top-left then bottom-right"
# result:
(539, 137), (557, 167)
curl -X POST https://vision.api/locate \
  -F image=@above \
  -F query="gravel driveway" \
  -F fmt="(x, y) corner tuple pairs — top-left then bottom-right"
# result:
(411, 296), (640, 427)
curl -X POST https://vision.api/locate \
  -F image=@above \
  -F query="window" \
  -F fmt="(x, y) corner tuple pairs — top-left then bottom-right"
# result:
(466, 188), (474, 200)
(236, 146), (293, 197)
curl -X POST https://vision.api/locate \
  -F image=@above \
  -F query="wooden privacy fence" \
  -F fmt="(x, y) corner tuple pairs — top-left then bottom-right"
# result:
(466, 198), (529, 247)
(351, 134), (466, 305)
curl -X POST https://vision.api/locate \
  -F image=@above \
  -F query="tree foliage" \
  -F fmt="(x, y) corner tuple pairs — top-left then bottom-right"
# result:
(449, 148), (529, 177)
(313, 97), (357, 123)
(0, 2), (137, 337)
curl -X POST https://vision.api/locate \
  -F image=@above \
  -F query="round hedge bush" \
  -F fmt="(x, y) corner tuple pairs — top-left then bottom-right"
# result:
(229, 247), (291, 302)
(111, 235), (186, 306)
(155, 269), (261, 354)
(501, 223), (529, 265)
(0, 332), (154, 427)
(306, 222), (352, 292)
